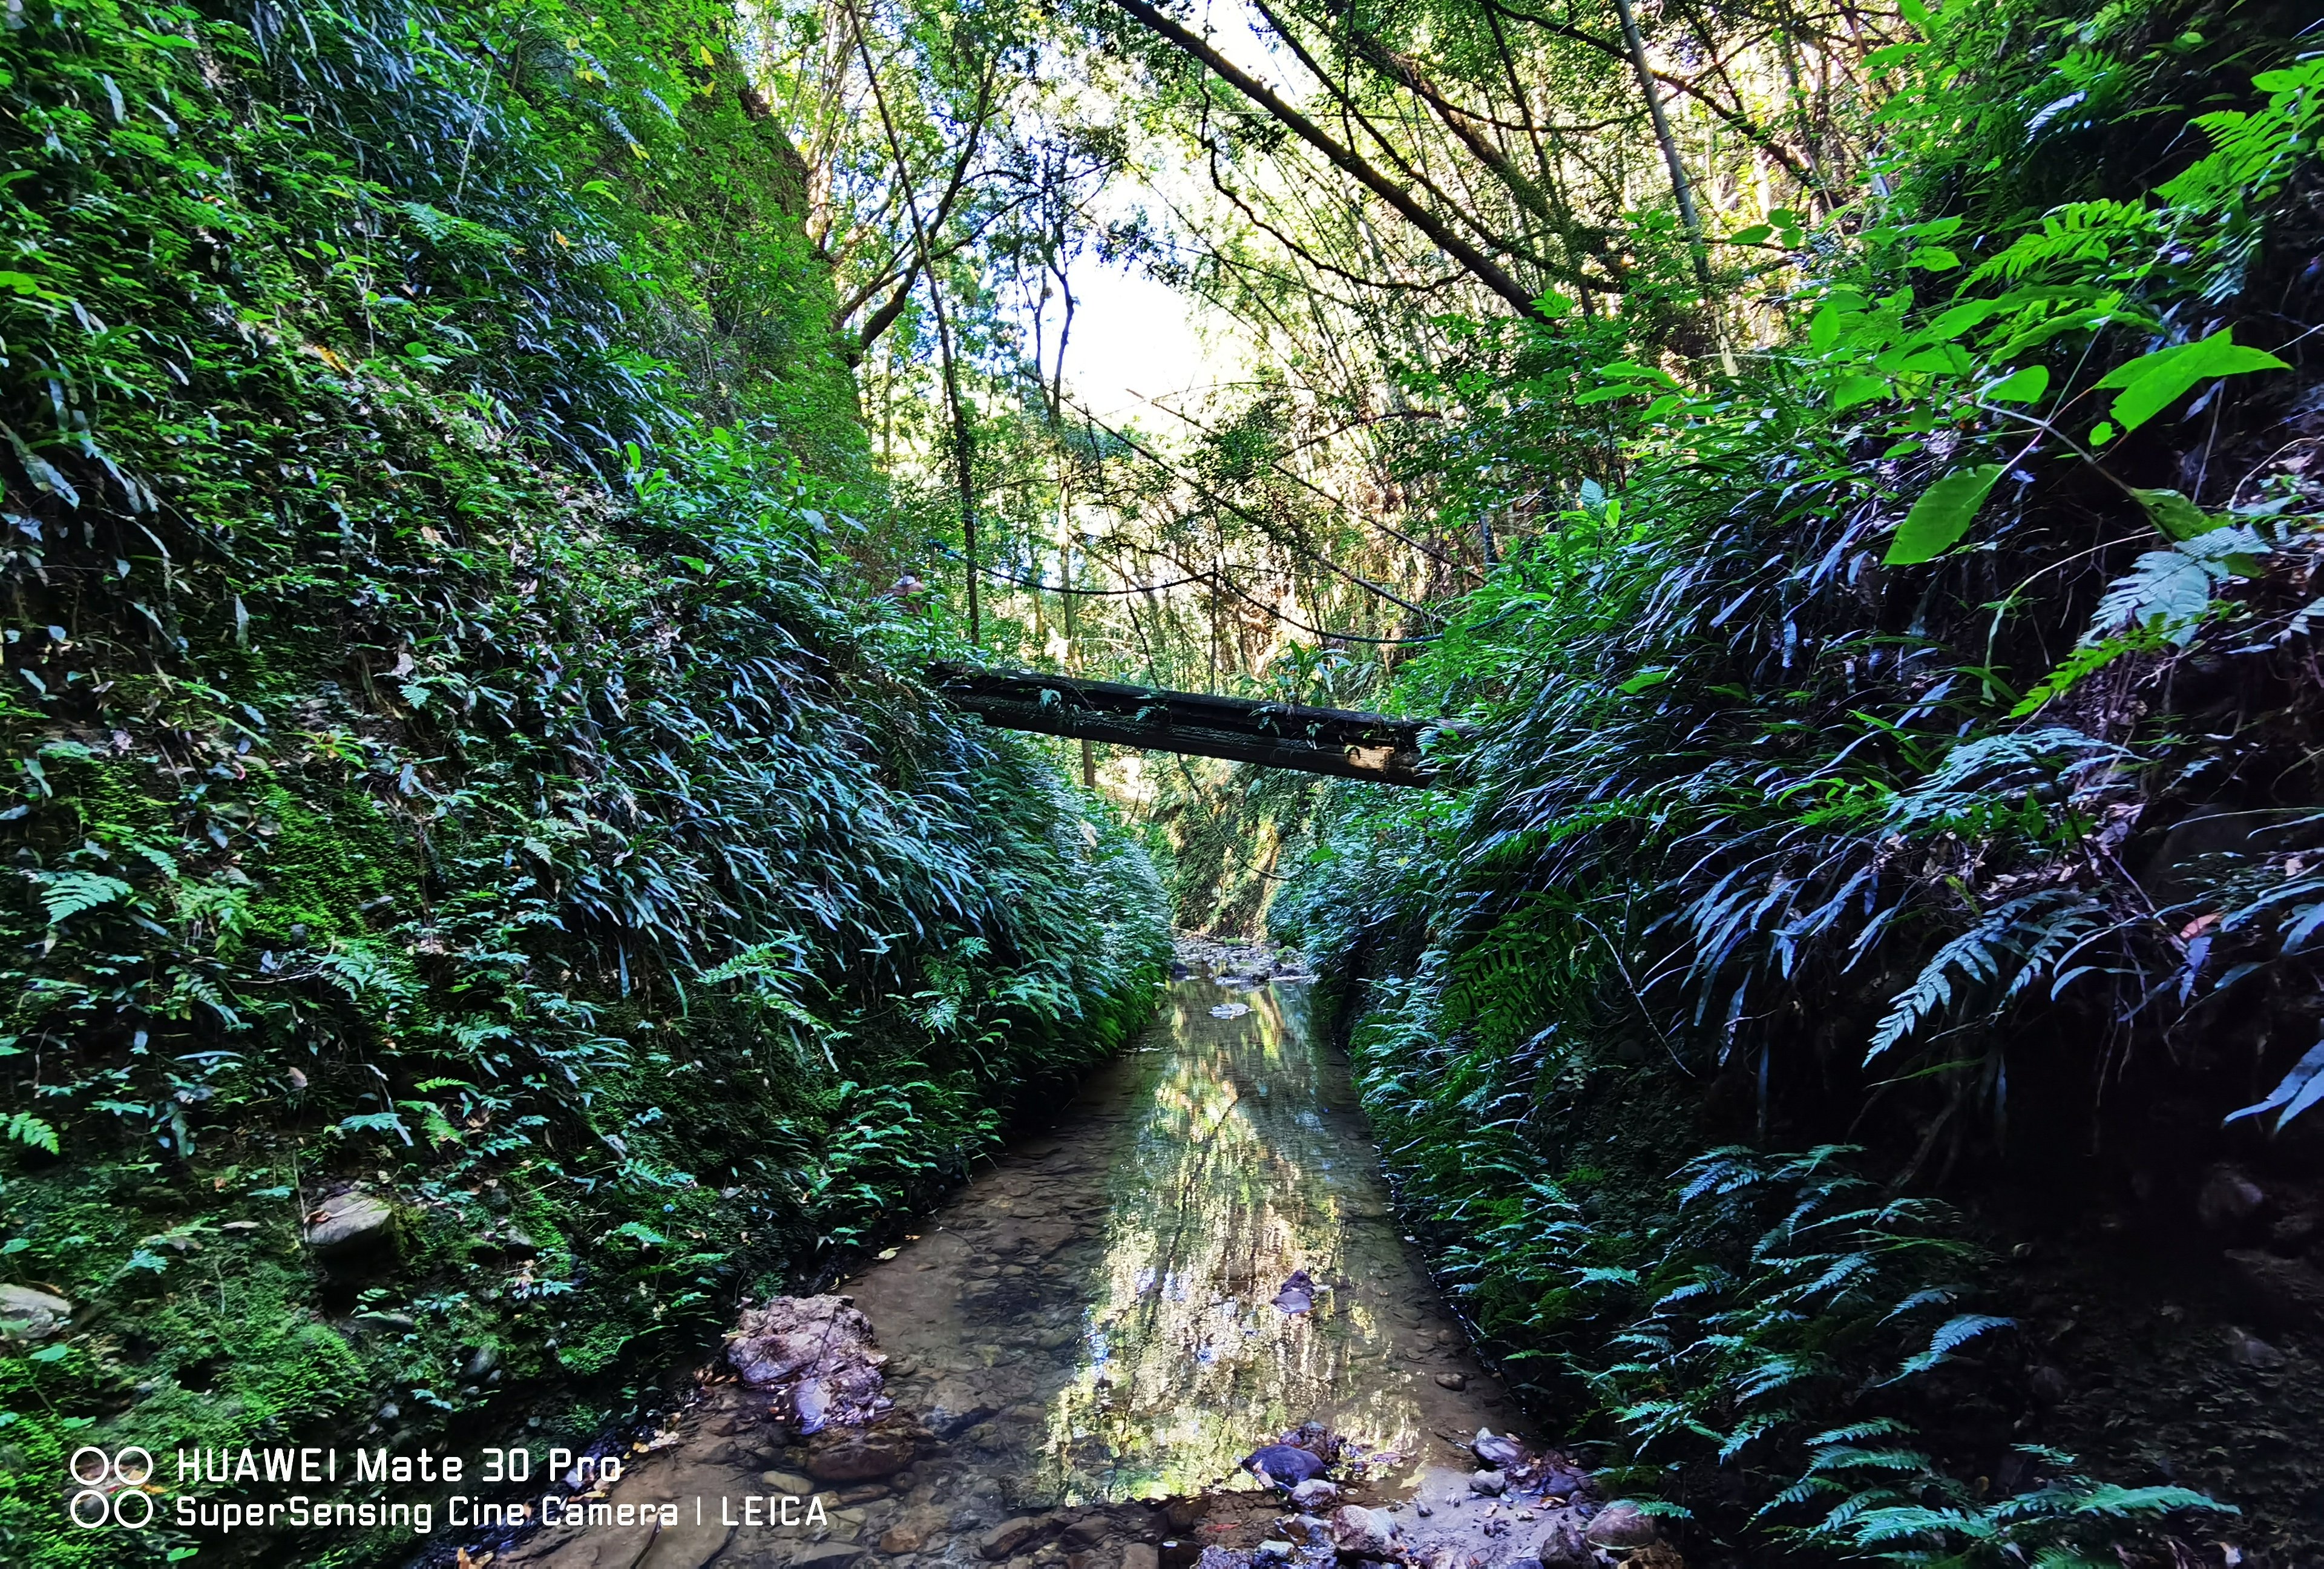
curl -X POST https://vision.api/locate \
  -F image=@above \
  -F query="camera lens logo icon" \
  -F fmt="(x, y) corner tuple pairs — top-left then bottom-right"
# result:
(68, 1448), (156, 1530)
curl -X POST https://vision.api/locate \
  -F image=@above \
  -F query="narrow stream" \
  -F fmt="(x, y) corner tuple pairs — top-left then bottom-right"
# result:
(852, 972), (1516, 1507)
(504, 967), (1541, 1569)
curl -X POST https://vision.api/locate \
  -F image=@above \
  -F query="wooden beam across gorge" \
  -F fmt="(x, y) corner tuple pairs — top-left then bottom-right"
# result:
(929, 663), (1460, 787)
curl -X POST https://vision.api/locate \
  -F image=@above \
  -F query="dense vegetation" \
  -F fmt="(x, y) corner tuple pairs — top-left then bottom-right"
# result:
(1265, 7), (2324, 1566)
(0, 0), (1164, 1562)
(4, 0), (2322, 1562)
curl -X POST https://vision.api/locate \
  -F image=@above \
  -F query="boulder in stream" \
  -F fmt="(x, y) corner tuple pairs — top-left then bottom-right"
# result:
(1288, 1478), (1339, 1510)
(1534, 1518), (1590, 1568)
(726, 1294), (890, 1432)
(1583, 1502), (1657, 1549)
(981, 1517), (1046, 1559)
(1244, 1444), (1328, 1488)
(1471, 1429), (1524, 1469)
(1325, 1505), (1403, 1561)
(804, 1415), (922, 1481)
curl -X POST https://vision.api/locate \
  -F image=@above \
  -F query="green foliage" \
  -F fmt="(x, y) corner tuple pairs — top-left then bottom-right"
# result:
(0, 0), (1167, 1562)
(1275, 0), (2319, 1558)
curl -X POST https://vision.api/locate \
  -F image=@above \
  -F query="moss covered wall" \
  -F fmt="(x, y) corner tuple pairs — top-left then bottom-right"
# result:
(0, 1), (1168, 1563)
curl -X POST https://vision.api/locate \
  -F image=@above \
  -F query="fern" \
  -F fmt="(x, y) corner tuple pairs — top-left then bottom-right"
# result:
(5, 1111), (58, 1153)
(30, 869), (134, 924)
(1867, 914), (2011, 1062)
(1889, 1312), (2014, 1381)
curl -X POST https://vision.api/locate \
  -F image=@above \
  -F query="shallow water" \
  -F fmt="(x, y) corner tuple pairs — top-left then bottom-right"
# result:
(850, 975), (1516, 1507)
(505, 975), (1535, 1569)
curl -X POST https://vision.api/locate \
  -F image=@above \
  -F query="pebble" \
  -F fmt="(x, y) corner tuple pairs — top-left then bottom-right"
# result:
(1434, 1372), (1468, 1390)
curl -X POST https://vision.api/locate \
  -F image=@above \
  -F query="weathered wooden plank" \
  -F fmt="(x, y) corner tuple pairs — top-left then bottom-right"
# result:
(929, 663), (1459, 786)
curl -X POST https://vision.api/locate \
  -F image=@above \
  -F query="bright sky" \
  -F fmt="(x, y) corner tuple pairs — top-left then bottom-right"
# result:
(1055, 255), (1216, 429)
(1032, 0), (1294, 432)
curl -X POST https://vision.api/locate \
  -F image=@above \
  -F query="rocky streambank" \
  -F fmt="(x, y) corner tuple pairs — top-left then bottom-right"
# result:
(460, 970), (1678, 1569)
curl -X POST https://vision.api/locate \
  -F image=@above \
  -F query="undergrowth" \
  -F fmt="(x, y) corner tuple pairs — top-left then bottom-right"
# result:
(0, 0), (1166, 1564)
(1278, 2), (2323, 1562)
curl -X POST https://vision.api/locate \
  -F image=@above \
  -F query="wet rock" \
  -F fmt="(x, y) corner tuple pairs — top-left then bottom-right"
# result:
(2224, 1325), (2287, 1370)
(1536, 1466), (1590, 1501)
(1288, 1480), (1339, 1511)
(303, 1189), (398, 1257)
(2198, 1166), (2270, 1233)
(884, 1527), (930, 1553)
(1062, 1518), (1110, 1551)
(1325, 1505), (1402, 1559)
(1469, 1471), (1507, 1497)
(933, 1406), (999, 1439)
(1583, 1503), (1656, 1549)
(2227, 1248), (2324, 1327)
(1123, 1547), (1160, 1569)
(1472, 1430), (1524, 1469)
(807, 1419), (921, 1482)
(982, 1517), (1045, 1559)
(763, 1470), (819, 1494)
(0, 1284), (72, 1341)
(1535, 1519), (1589, 1569)
(1432, 1372), (1466, 1391)
(729, 1295), (890, 1433)
(1623, 1548), (1686, 1569)
(794, 1545), (867, 1569)
(1246, 1446), (1327, 1488)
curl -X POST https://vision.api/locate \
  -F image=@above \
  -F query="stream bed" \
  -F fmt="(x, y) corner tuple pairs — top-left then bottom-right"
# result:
(496, 963), (1612, 1569)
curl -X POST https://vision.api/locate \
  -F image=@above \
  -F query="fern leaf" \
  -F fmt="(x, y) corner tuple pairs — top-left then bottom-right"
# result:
(5, 1111), (58, 1154)
(31, 870), (134, 924)
(1891, 1312), (2014, 1381)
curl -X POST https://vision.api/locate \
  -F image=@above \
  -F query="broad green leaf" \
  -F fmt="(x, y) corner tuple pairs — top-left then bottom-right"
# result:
(1909, 246), (1960, 271)
(2094, 328), (2290, 432)
(1832, 373), (1891, 410)
(1981, 365), (2049, 403)
(2131, 487), (2225, 541)
(1886, 464), (2006, 565)
(1913, 298), (2009, 347)
(1727, 224), (1773, 246)
(1595, 359), (1681, 389)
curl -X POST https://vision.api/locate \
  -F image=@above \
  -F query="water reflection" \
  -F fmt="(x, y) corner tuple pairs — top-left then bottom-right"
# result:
(1033, 984), (1425, 1501)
